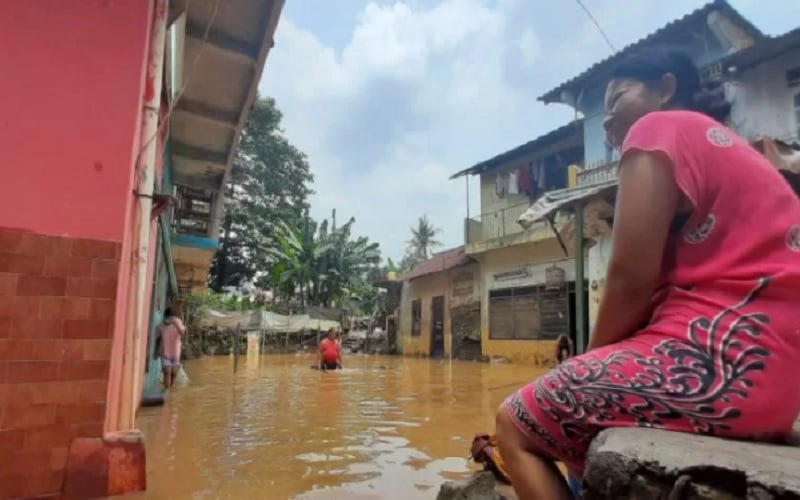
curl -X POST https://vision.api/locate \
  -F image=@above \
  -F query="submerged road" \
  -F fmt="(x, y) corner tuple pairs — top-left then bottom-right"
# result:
(134, 354), (546, 499)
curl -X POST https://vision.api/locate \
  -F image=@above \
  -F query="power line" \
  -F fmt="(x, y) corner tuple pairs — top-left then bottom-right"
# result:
(574, 0), (616, 53)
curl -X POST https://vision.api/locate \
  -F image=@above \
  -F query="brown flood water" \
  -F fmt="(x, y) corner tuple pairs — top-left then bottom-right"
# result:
(134, 354), (547, 499)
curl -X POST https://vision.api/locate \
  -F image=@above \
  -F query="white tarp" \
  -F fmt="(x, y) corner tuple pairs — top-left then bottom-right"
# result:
(248, 309), (339, 332)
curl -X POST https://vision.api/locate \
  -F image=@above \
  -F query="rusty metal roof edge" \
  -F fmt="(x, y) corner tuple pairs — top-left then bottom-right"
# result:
(718, 25), (800, 72)
(449, 118), (584, 180)
(399, 246), (475, 281)
(538, 0), (765, 105)
(517, 179), (618, 229)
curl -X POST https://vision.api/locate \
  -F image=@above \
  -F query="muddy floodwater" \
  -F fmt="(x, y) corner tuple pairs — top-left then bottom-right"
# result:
(134, 354), (547, 499)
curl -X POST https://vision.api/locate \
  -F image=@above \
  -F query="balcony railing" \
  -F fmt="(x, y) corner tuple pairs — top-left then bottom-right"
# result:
(171, 185), (215, 238)
(576, 160), (618, 186)
(465, 201), (549, 245)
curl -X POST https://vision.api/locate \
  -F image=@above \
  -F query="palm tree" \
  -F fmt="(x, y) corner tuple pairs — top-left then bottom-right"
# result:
(267, 211), (381, 310)
(406, 215), (442, 261)
(267, 218), (324, 311)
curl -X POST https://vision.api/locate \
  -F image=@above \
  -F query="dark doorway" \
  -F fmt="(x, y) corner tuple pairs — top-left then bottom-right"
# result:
(430, 296), (445, 358)
(567, 281), (590, 353)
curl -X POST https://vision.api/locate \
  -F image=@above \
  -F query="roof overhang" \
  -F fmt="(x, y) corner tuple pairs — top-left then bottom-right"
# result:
(169, 0), (285, 191)
(539, 0), (764, 106)
(517, 179), (618, 230)
(718, 26), (800, 73)
(450, 119), (584, 179)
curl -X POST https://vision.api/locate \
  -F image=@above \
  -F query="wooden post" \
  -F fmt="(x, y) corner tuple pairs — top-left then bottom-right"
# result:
(260, 329), (266, 358)
(574, 204), (587, 355)
(233, 323), (240, 373)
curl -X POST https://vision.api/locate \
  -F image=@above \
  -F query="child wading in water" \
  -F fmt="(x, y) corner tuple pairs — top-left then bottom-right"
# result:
(156, 307), (186, 389)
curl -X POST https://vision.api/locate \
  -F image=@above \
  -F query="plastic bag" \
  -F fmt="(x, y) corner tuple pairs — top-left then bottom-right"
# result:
(175, 367), (190, 387)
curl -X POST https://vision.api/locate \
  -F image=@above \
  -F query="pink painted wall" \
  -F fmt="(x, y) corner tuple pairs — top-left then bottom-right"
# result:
(0, 0), (153, 243)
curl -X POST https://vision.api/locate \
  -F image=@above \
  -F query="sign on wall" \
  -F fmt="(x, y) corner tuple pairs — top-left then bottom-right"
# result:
(487, 259), (576, 290)
(451, 271), (474, 298)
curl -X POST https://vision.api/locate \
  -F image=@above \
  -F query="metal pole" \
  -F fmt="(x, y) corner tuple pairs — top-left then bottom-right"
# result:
(574, 204), (587, 354)
(233, 324), (240, 373)
(122, 0), (168, 431)
(465, 176), (470, 219)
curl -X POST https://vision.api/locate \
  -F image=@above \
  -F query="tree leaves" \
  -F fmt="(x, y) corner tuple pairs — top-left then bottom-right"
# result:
(269, 211), (383, 310)
(406, 215), (442, 260)
(210, 96), (313, 290)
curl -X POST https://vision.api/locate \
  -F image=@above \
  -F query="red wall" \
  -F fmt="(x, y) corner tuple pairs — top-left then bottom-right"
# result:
(0, 1), (154, 497)
(0, 229), (122, 498)
(0, 0), (152, 242)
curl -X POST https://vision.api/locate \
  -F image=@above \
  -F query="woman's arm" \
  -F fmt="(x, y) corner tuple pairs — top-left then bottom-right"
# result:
(588, 151), (680, 351)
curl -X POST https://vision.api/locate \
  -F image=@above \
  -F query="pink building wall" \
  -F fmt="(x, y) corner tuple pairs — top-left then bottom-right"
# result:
(0, 0), (151, 242)
(0, 0), (157, 497)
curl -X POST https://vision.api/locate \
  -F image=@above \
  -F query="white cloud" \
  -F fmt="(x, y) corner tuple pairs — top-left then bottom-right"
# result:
(260, 0), (542, 261)
(259, 0), (794, 262)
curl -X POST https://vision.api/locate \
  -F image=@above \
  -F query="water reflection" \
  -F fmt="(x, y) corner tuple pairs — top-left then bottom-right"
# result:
(135, 355), (544, 499)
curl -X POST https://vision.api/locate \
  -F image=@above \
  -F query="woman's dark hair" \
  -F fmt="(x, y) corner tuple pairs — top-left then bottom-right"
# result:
(164, 307), (173, 318)
(612, 49), (730, 122)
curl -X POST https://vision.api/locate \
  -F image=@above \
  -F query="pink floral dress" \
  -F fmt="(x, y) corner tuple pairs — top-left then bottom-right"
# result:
(504, 111), (800, 476)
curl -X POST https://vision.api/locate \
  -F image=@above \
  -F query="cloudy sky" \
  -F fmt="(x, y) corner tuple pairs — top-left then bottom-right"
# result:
(259, 0), (795, 262)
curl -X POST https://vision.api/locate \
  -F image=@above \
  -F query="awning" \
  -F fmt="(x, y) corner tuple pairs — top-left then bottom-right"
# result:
(517, 179), (618, 229)
(247, 309), (340, 332)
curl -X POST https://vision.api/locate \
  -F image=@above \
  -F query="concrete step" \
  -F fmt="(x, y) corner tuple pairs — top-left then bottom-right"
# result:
(582, 421), (800, 499)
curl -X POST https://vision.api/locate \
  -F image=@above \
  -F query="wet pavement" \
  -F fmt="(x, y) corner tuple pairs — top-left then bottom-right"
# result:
(134, 354), (546, 499)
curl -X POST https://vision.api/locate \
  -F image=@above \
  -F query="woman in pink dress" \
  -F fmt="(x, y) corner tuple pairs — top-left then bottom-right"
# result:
(496, 50), (800, 499)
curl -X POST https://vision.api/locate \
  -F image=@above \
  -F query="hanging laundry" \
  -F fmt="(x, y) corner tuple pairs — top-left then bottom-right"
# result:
(495, 172), (507, 198)
(507, 170), (519, 195)
(536, 160), (546, 190)
(517, 166), (531, 195)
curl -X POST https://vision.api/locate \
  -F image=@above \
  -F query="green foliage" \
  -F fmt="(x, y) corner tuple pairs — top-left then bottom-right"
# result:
(405, 215), (442, 262)
(205, 95), (385, 316)
(386, 215), (442, 275)
(269, 210), (381, 310)
(210, 96), (313, 291)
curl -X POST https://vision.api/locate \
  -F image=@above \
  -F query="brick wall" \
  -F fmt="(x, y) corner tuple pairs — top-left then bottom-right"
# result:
(0, 228), (121, 498)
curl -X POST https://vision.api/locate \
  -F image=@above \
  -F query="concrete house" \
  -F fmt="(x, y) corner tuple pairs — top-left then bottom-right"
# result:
(0, 1), (284, 497)
(539, 0), (764, 181)
(721, 26), (800, 144)
(398, 247), (480, 360)
(447, 120), (586, 365)
(523, 1), (798, 352)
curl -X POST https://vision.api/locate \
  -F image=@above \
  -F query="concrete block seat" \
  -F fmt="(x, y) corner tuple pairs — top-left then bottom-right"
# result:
(581, 418), (800, 499)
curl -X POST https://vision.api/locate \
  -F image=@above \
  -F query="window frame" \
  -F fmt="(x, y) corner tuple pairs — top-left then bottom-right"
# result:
(488, 285), (568, 340)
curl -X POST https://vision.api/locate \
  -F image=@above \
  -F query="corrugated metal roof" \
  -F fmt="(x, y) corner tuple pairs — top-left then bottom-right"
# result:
(719, 26), (800, 72)
(517, 179), (618, 229)
(449, 119), (584, 179)
(400, 247), (472, 281)
(539, 0), (764, 105)
(170, 0), (285, 190)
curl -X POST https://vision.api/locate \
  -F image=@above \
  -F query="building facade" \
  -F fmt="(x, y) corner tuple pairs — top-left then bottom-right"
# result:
(723, 28), (800, 144)
(0, 1), (284, 497)
(540, 0), (763, 181)
(398, 248), (481, 360)
(527, 1), (800, 349)
(446, 121), (585, 365)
